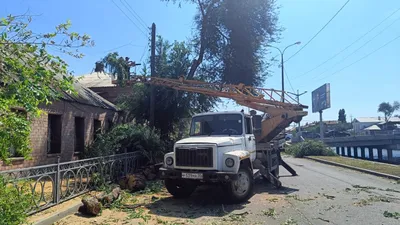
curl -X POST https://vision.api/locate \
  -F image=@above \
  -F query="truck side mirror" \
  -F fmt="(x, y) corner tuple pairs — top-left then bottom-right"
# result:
(252, 115), (262, 136)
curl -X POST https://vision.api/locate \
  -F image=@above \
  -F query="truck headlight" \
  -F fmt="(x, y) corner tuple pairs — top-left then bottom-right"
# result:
(165, 157), (174, 166)
(225, 158), (234, 167)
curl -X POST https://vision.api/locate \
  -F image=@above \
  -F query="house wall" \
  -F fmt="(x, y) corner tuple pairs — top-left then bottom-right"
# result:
(89, 86), (132, 103)
(1, 100), (120, 171)
(353, 122), (377, 134)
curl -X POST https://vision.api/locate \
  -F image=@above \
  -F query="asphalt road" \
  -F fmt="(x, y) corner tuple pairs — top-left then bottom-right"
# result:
(53, 156), (400, 225)
(272, 156), (400, 225)
(146, 156), (400, 225)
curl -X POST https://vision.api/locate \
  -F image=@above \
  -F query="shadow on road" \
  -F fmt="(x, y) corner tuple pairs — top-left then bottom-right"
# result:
(146, 179), (298, 219)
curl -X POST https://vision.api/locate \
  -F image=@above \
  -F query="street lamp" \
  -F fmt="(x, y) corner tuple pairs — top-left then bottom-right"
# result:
(267, 41), (301, 102)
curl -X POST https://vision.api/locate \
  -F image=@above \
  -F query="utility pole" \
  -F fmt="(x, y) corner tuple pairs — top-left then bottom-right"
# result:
(266, 41), (301, 102)
(281, 53), (284, 102)
(150, 23), (156, 127)
(288, 90), (307, 133)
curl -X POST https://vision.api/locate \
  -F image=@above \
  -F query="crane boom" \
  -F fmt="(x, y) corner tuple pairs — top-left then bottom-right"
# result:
(114, 76), (308, 142)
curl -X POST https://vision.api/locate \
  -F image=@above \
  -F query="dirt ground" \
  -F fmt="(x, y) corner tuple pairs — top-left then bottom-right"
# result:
(51, 157), (400, 225)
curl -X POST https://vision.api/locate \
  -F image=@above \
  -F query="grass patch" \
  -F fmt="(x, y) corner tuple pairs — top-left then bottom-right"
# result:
(282, 218), (298, 225)
(286, 194), (315, 202)
(267, 197), (279, 203)
(383, 211), (400, 219)
(308, 156), (400, 176)
(262, 208), (277, 218)
(222, 212), (248, 222)
(286, 140), (335, 158)
(354, 196), (391, 206)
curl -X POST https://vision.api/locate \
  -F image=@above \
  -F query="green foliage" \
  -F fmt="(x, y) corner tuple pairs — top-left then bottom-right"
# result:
(262, 208), (277, 218)
(127, 208), (151, 222)
(338, 109), (346, 123)
(378, 101), (400, 123)
(286, 140), (336, 158)
(163, 0), (280, 86)
(383, 211), (400, 219)
(133, 180), (164, 195)
(114, 37), (217, 140)
(100, 52), (134, 82)
(84, 123), (165, 163)
(0, 15), (93, 163)
(0, 176), (33, 225)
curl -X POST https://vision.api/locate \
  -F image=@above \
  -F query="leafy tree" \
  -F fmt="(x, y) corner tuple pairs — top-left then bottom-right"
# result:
(162, 0), (280, 86)
(84, 123), (165, 163)
(98, 52), (136, 81)
(0, 15), (93, 162)
(378, 101), (400, 123)
(114, 37), (217, 139)
(338, 109), (346, 123)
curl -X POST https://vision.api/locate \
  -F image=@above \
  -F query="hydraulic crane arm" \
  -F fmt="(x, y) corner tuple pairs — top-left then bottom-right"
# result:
(114, 76), (308, 142)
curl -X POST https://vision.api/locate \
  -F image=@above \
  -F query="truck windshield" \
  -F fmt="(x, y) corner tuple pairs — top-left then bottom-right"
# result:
(190, 114), (243, 136)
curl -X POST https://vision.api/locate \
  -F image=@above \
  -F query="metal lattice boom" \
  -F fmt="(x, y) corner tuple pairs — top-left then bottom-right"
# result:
(113, 76), (308, 142)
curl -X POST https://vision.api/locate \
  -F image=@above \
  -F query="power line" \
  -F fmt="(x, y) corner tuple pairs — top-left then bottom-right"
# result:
(284, 69), (295, 93)
(121, 0), (148, 30)
(285, 0), (350, 62)
(293, 7), (400, 80)
(317, 33), (400, 81)
(312, 15), (400, 80)
(111, 0), (147, 37)
(139, 44), (149, 63)
(102, 41), (145, 53)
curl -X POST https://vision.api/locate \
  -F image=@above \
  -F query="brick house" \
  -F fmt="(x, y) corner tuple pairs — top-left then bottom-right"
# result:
(1, 79), (121, 171)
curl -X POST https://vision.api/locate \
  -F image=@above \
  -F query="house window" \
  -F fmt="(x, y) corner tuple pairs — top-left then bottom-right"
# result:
(93, 119), (102, 139)
(75, 117), (85, 153)
(48, 114), (62, 154)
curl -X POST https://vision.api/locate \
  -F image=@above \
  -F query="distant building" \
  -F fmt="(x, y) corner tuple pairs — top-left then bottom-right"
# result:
(1, 77), (122, 171)
(353, 117), (400, 134)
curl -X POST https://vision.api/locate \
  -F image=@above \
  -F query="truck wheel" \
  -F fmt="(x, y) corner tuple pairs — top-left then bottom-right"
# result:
(225, 167), (254, 203)
(164, 179), (197, 199)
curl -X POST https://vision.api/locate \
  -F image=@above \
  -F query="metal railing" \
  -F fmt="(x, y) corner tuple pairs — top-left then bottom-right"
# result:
(0, 152), (144, 215)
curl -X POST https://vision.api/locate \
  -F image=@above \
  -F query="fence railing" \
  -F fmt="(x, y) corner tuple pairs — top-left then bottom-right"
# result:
(0, 152), (144, 215)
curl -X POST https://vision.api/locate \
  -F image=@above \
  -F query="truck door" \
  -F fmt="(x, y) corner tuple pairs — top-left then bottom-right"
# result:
(245, 116), (256, 161)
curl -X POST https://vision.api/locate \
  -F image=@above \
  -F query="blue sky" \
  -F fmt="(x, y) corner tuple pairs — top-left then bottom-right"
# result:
(2, 0), (400, 124)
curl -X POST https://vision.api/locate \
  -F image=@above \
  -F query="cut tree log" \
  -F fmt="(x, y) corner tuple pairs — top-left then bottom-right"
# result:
(80, 196), (102, 216)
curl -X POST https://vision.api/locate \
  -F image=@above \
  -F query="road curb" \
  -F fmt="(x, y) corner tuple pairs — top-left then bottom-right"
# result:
(32, 202), (82, 225)
(304, 156), (400, 181)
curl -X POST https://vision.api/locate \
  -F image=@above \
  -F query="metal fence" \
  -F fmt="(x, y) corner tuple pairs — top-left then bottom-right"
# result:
(0, 152), (144, 215)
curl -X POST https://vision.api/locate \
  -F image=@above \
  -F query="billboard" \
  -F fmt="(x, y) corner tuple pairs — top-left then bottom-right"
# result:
(312, 83), (331, 113)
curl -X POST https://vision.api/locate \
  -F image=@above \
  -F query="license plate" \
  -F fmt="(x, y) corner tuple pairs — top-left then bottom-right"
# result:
(182, 172), (203, 179)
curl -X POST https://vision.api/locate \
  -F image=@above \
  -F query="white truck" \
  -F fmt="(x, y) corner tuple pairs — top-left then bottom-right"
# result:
(119, 76), (307, 203)
(160, 111), (281, 203)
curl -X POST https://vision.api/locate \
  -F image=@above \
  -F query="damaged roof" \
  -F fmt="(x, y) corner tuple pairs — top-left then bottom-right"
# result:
(58, 74), (119, 111)
(78, 72), (115, 88)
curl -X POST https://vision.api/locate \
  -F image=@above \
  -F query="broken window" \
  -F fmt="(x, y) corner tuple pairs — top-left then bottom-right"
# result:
(48, 114), (62, 154)
(75, 117), (85, 153)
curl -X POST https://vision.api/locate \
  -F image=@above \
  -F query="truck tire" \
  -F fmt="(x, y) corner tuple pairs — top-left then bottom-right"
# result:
(164, 179), (197, 199)
(225, 167), (254, 203)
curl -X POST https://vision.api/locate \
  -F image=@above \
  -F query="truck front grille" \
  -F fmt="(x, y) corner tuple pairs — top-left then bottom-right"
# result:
(175, 147), (213, 167)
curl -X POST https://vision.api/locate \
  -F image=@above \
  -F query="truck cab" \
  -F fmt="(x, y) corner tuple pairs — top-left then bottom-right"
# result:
(160, 111), (260, 202)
